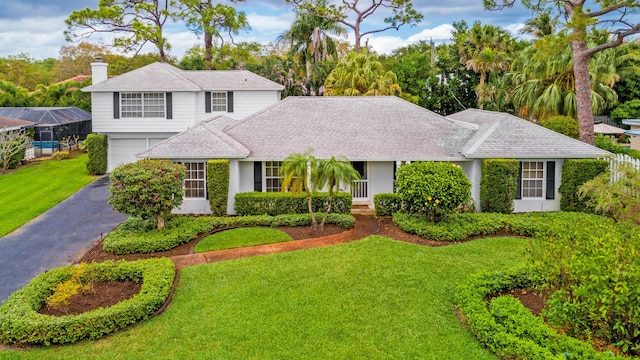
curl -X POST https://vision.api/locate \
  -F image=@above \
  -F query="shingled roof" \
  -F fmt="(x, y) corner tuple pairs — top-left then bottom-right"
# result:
(448, 109), (610, 158)
(137, 116), (249, 159)
(0, 116), (35, 131)
(82, 62), (284, 92)
(225, 96), (477, 161)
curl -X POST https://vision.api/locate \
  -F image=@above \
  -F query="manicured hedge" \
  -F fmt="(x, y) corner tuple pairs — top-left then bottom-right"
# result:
(480, 159), (519, 214)
(391, 211), (612, 242)
(207, 159), (229, 216)
(104, 213), (355, 254)
(234, 192), (352, 216)
(456, 267), (623, 359)
(85, 133), (108, 175)
(0, 258), (175, 346)
(373, 193), (402, 216)
(558, 159), (608, 212)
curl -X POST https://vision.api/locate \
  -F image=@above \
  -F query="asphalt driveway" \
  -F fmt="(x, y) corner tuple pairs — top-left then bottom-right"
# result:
(0, 176), (126, 303)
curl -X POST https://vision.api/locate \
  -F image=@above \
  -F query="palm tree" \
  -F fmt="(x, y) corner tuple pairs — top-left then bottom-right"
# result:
(278, 3), (346, 95)
(506, 38), (636, 120)
(315, 156), (360, 230)
(520, 12), (556, 38)
(280, 150), (319, 230)
(456, 22), (513, 109)
(324, 51), (401, 96)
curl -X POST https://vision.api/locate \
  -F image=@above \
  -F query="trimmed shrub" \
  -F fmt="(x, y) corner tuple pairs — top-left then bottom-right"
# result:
(539, 115), (580, 139)
(53, 151), (70, 161)
(373, 192), (403, 216)
(456, 267), (621, 359)
(207, 159), (229, 216)
(395, 161), (471, 221)
(0, 258), (175, 346)
(109, 159), (186, 230)
(234, 192), (352, 216)
(85, 133), (108, 175)
(480, 159), (519, 214)
(558, 159), (609, 212)
(532, 215), (640, 354)
(104, 213), (355, 254)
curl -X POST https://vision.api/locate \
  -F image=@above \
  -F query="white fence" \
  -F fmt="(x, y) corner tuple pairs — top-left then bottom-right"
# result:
(351, 180), (368, 199)
(605, 154), (640, 182)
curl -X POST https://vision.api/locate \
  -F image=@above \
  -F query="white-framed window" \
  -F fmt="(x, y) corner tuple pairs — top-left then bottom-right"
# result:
(121, 92), (165, 118)
(184, 162), (206, 198)
(521, 161), (544, 198)
(211, 92), (227, 112)
(264, 161), (282, 192)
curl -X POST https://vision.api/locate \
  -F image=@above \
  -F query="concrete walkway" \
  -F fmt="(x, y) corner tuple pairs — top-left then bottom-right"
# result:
(0, 176), (126, 303)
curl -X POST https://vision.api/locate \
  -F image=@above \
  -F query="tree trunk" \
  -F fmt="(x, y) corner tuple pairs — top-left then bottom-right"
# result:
(571, 40), (595, 145)
(156, 215), (165, 230)
(307, 193), (318, 231)
(320, 195), (332, 230)
(204, 31), (213, 70)
(478, 71), (486, 110)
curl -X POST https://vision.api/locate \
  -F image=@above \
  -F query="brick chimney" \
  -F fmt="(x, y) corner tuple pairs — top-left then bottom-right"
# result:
(91, 56), (108, 85)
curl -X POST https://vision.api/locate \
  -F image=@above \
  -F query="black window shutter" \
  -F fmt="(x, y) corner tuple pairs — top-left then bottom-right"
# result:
(227, 91), (234, 113)
(254, 162), (262, 192)
(546, 161), (556, 200)
(205, 92), (211, 113)
(515, 162), (523, 200)
(113, 92), (120, 119)
(166, 92), (173, 119)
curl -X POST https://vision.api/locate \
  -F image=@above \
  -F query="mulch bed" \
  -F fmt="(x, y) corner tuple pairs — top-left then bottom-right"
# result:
(38, 281), (141, 317)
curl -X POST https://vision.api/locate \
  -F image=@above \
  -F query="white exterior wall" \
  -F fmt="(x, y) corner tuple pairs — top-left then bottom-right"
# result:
(629, 124), (640, 151)
(238, 161), (255, 192)
(514, 159), (563, 212)
(91, 92), (113, 133)
(368, 162), (394, 201)
(174, 198), (212, 215)
(227, 160), (241, 215)
(106, 132), (177, 172)
(458, 160), (481, 211)
(195, 90), (280, 122)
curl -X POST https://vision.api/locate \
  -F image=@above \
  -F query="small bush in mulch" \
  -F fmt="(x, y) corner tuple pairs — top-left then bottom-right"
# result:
(0, 258), (175, 346)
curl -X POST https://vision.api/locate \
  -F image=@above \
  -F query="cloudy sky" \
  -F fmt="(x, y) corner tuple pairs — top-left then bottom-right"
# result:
(0, 0), (538, 60)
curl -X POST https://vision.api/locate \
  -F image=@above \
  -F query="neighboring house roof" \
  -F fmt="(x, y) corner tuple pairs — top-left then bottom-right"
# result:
(0, 116), (35, 131)
(224, 96), (477, 161)
(0, 107), (91, 126)
(594, 123), (626, 135)
(82, 62), (285, 92)
(137, 116), (249, 159)
(623, 119), (640, 126)
(448, 109), (610, 158)
(626, 129), (640, 136)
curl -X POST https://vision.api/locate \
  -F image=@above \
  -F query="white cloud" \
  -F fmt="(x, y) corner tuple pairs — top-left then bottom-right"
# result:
(0, 16), (67, 58)
(363, 24), (455, 54)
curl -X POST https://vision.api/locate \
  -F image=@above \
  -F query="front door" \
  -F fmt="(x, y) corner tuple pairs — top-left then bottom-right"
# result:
(350, 161), (368, 200)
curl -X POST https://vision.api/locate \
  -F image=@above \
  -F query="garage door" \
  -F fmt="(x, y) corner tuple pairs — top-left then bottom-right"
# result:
(109, 138), (147, 171)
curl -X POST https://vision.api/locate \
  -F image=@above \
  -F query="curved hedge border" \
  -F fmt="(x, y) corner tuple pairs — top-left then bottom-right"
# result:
(0, 258), (175, 346)
(104, 213), (355, 255)
(456, 267), (621, 359)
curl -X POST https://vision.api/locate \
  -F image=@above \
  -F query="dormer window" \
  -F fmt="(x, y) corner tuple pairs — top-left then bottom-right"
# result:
(120, 92), (166, 118)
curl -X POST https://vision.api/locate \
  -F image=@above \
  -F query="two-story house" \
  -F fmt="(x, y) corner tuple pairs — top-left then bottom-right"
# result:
(83, 59), (284, 171)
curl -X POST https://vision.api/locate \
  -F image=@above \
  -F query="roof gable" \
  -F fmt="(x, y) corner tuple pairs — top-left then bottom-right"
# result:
(137, 116), (249, 159)
(448, 109), (610, 158)
(82, 62), (284, 92)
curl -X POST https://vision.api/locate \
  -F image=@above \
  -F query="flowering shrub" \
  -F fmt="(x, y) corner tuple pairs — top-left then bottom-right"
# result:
(395, 161), (471, 221)
(109, 159), (186, 230)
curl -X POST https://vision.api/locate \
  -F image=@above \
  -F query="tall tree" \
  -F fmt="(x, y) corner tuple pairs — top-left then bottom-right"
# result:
(324, 51), (401, 96)
(455, 21), (514, 110)
(520, 12), (557, 38)
(53, 42), (111, 81)
(177, 0), (249, 69)
(278, 4), (346, 95)
(0, 80), (31, 107)
(484, 0), (640, 145)
(285, 0), (423, 53)
(65, 0), (175, 62)
(0, 127), (32, 174)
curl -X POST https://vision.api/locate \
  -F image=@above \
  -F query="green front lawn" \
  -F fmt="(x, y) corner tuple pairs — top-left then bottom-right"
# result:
(0, 154), (94, 238)
(194, 227), (293, 252)
(6, 235), (530, 359)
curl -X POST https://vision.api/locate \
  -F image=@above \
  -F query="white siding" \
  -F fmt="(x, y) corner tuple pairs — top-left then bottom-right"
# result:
(629, 124), (640, 151)
(174, 199), (212, 215)
(460, 160), (481, 212)
(195, 90), (280, 122)
(239, 161), (255, 192)
(369, 162), (394, 201)
(91, 92), (114, 133)
(107, 132), (176, 171)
